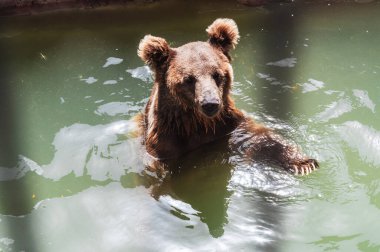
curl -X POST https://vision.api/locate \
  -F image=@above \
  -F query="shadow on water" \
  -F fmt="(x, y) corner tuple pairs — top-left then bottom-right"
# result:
(233, 2), (302, 250)
(255, 2), (300, 120)
(0, 37), (38, 251)
(0, 15), (75, 249)
(121, 137), (292, 251)
(257, 3), (301, 250)
(149, 138), (233, 238)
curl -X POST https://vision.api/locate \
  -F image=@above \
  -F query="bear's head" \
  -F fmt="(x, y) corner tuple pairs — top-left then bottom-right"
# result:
(138, 18), (239, 119)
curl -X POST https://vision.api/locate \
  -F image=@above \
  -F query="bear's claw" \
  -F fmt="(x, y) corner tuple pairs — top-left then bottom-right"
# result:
(291, 159), (319, 176)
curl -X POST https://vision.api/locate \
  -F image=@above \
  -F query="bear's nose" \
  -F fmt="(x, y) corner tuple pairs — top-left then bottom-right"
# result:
(201, 102), (219, 117)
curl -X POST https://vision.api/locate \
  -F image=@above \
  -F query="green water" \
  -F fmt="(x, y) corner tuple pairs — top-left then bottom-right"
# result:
(1, 1), (380, 251)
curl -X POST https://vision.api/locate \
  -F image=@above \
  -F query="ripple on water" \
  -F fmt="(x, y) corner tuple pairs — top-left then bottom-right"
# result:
(315, 98), (352, 122)
(352, 89), (376, 113)
(336, 121), (380, 167)
(0, 184), (209, 251)
(229, 162), (301, 200)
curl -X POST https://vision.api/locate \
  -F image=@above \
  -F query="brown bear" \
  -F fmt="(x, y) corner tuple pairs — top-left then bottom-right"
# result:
(137, 18), (318, 175)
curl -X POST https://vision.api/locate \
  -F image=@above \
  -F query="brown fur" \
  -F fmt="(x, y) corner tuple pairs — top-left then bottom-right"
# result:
(206, 18), (240, 60)
(137, 18), (318, 175)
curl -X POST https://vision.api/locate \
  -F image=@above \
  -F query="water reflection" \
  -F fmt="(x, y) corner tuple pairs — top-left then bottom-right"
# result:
(95, 102), (141, 116)
(103, 57), (123, 68)
(144, 133), (301, 250)
(257, 72), (282, 86)
(2, 183), (204, 251)
(0, 37), (38, 252)
(149, 139), (233, 238)
(302, 78), (325, 93)
(0, 135), (303, 251)
(126, 66), (152, 83)
(0, 120), (143, 183)
(42, 120), (143, 181)
(1, 179), (292, 251)
(352, 89), (376, 113)
(103, 79), (118, 85)
(315, 99), (352, 122)
(336, 121), (380, 166)
(315, 88), (377, 123)
(267, 57), (297, 68)
(0, 155), (43, 181)
(80, 76), (98, 84)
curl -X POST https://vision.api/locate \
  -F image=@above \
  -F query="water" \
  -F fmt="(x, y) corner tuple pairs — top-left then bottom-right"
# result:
(1, 1), (380, 251)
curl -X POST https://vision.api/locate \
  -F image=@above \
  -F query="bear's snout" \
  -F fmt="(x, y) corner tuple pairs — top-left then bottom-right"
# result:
(196, 76), (222, 117)
(201, 102), (220, 117)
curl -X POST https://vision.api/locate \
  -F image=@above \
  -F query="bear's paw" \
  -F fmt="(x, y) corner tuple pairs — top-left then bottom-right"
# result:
(290, 158), (319, 176)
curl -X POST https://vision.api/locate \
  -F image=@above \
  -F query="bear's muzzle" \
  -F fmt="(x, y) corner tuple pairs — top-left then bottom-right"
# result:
(201, 102), (220, 117)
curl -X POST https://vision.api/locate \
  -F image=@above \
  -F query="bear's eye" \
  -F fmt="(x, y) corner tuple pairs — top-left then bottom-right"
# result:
(212, 72), (224, 86)
(183, 75), (196, 86)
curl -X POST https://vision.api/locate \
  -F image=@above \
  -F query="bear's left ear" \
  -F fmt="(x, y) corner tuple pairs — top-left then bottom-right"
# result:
(206, 18), (240, 59)
(138, 35), (172, 71)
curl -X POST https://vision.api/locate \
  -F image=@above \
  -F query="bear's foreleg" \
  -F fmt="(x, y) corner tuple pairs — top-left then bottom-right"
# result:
(232, 120), (319, 175)
(257, 135), (319, 175)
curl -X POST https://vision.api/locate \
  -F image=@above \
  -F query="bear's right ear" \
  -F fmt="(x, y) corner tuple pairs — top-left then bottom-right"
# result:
(138, 35), (171, 71)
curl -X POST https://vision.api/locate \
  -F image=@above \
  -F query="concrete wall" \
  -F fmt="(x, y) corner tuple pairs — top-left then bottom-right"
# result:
(0, 0), (156, 15)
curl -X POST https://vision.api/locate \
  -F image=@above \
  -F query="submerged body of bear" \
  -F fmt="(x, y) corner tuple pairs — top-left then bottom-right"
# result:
(137, 18), (318, 175)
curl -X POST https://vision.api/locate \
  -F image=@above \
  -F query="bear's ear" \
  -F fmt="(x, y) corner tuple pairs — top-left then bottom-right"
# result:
(206, 18), (240, 58)
(138, 35), (171, 70)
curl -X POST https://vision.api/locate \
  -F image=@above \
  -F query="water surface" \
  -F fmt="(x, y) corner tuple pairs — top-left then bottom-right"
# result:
(1, 1), (380, 251)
